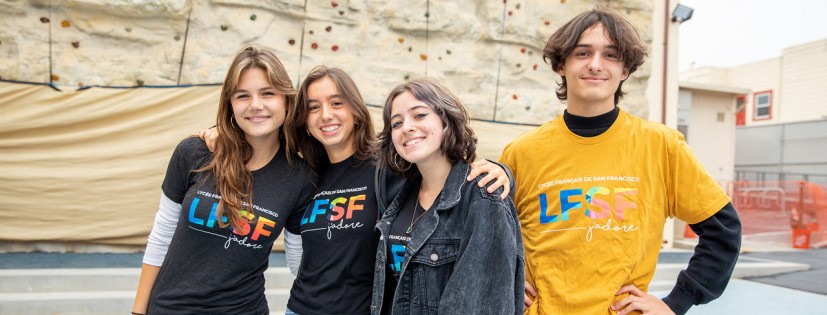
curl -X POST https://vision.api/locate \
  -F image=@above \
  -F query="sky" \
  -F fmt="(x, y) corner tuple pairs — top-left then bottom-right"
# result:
(677, 0), (827, 72)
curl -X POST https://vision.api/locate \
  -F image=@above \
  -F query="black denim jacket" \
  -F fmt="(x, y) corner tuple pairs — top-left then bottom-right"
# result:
(371, 161), (524, 315)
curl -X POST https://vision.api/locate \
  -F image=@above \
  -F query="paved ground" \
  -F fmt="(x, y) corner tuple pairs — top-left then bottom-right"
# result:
(0, 252), (288, 269)
(740, 248), (827, 294)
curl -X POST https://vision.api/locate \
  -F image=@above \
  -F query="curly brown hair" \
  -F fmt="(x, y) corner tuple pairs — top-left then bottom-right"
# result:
(542, 7), (648, 105)
(377, 78), (476, 178)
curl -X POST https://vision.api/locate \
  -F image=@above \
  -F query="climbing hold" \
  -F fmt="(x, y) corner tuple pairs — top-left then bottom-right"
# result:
(288, 39), (296, 45)
(250, 14), (257, 21)
(544, 20), (550, 26)
(516, 3), (521, 9)
(525, 106), (531, 111)
(408, 47), (412, 52)
(533, 64), (538, 70)
(404, 74), (410, 80)
(220, 25), (228, 31)
(61, 20), (70, 28)
(438, 56), (442, 60)
(512, 94), (518, 100)
(398, 37), (404, 43)
(125, 26), (132, 32)
(309, 30), (314, 35)
(50, 74), (60, 81)
(424, 12), (429, 18)
(331, 1), (338, 8)
(520, 47), (526, 54)
(325, 26), (332, 32)
(420, 54), (427, 61)
(311, 43), (318, 49)
(40, 17), (50, 23)
(516, 63), (521, 68)
(508, 10), (513, 16)
(339, 10), (345, 16)
(174, 35), (181, 41)
(136, 79), (145, 87)
(446, 49), (452, 55)
(71, 41), (79, 48)
(332, 45), (339, 52)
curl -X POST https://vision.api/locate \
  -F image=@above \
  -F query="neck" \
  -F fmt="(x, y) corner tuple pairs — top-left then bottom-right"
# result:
(245, 133), (280, 171)
(325, 140), (357, 164)
(565, 100), (615, 118)
(416, 155), (452, 209)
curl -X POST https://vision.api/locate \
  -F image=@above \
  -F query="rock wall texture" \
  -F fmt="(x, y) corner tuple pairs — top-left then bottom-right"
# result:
(0, 0), (653, 124)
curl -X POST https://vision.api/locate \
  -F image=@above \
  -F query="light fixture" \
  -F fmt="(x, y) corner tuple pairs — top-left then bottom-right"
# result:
(672, 4), (693, 23)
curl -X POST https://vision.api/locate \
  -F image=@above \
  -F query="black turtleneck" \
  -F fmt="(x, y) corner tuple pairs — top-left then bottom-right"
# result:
(562, 106), (742, 314)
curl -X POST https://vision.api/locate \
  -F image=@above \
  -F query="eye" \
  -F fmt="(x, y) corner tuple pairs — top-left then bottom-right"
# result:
(391, 120), (403, 129)
(604, 51), (620, 61)
(414, 112), (428, 119)
(234, 93), (249, 100)
(332, 101), (345, 108)
(308, 104), (320, 112)
(574, 50), (590, 57)
(263, 91), (276, 96)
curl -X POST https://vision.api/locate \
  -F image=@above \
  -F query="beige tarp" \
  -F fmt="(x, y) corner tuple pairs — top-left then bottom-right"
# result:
(0, 81), (536, 246)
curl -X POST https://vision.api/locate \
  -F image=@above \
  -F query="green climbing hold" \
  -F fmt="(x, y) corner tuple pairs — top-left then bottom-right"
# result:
(250, 14), (257, 21)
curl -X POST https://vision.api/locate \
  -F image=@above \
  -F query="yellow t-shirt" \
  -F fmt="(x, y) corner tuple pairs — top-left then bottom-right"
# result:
(499, 109), (729, 315)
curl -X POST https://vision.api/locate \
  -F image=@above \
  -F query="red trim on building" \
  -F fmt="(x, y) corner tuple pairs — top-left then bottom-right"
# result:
(752, 90), (773, 121)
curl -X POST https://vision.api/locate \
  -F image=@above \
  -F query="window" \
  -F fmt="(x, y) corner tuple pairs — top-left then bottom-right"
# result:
(735, 95), (746, 126)
(753, 90), (772, 120)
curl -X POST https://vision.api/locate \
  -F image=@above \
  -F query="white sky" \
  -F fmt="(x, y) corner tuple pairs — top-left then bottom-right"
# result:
(678, 0), (827, 72)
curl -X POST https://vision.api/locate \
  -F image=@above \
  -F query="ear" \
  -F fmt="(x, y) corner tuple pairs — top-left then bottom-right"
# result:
(621, 68), (630, 80)
(556, 65), (565, 77)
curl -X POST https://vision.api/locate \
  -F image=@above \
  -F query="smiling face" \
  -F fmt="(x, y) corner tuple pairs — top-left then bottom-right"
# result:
(305, 76), (356, 160)
(556, 23), (629, 113)
(389, 91), (447, 167)
(230, 67), (287, 143)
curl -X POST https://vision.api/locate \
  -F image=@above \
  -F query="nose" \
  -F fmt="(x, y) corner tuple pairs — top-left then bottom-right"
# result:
(250, 95), (264, 110)
(320, 104), (333, 120)
(588, 54), (602, 72)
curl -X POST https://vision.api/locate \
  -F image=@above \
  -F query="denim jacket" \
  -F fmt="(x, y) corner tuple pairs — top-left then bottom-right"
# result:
(371, 161), (524, 315)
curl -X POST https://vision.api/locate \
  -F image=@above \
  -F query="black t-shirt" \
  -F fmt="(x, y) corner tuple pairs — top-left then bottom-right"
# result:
(148, 137), (316, 315)
(286, 155), (382, 315)
(386, 186), (422, 280)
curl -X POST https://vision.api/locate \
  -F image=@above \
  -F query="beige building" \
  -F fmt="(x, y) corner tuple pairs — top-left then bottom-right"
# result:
(680, 39), (827, 126)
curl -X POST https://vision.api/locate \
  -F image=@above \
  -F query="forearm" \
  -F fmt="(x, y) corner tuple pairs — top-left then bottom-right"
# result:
(283, 231), (303, 276)
(663, 203), (742, 314)
(133, 263), (160, 314)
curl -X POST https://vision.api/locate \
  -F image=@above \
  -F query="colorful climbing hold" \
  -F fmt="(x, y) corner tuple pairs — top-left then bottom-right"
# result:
(325, 26), (332, 32)
(508, 10), (513, 16)
(512, 94), (518, 100)
(50, 74), (59, 81)
(408, 47), (412, 52)
(309, 30), (314, 35)
(516, 3), (521, 9)
(174, 35), (181, 41)
(331, 1), (338, 8)
(420, 54), (428, 61)
(136, 79), (145, 87)
(311, 43), (318, 49)
(520, 47), (526, 54)
(446, 50), (452, 55)
(61, 20), (70, 28)
(250, 14), (257, 21)
(332, 45), (339, 52)
(424, 12), (429, 18)
(339, 10), (345, 16)
(404, 74), (410, 80)
(516, 63), (521, 68)
(533, 64), (538, 70)
(40, 17), (50, 23)
(71, 41), (79, 48)
(289, 39), (296, 45)
(544, 20), (551, 26)
(398, 37), (405, 44)
(220, 25), (228, 31)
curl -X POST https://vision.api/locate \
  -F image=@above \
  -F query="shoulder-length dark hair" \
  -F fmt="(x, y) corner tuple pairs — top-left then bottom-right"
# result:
(542, 7), (648, 105)
(200, 44), (297, 231)
(377, 78), (476, 178)
(286, 65), (375, 171)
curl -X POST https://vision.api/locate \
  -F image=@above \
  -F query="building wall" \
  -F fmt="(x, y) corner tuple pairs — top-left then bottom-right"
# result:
(780, 40), (827, 123)
(0, 0), (676, 126)
(686, 89), (736, 183)
(679, 39), (827, 127)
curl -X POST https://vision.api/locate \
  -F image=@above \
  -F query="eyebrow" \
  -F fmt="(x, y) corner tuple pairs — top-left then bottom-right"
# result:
(234, 86), (275, 94)
(390, 104), (429, 119)
(308, 93), (343, 103)
(574, 43), (619, 50)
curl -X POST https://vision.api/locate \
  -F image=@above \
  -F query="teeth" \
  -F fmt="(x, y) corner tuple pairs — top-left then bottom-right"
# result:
(321, 125), (339, 132)
(405, 138), (423, 146)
